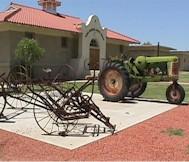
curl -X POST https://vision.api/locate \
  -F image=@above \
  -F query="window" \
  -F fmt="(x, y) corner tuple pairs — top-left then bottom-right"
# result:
(72, 38), (79, 58)
(61, 37), (68, 48)
(25, 32), (35, 39)
(90, 39), (98, 47)
(120, 45), (124, 53)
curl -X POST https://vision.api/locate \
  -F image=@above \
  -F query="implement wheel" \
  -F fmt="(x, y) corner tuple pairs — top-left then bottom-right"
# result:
(33, 84), (78, 135)
(166, 83), (185, 104)
(98, 62), (129, 102)
(0, 82), (7, 118)
(6, 65), (32, 109)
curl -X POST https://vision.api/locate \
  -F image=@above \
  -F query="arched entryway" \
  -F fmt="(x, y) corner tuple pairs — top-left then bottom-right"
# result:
(71, 15), (106, 78)
(89, 39), (100, 70)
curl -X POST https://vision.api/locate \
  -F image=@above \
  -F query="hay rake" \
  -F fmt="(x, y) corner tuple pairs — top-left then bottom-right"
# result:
(0, 65), (116, 136)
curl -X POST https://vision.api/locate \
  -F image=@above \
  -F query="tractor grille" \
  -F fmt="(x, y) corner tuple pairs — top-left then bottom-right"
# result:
(172, 62), (179, 76)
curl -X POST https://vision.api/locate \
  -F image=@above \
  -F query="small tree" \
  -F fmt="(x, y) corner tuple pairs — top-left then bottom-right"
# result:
(143, 41), (152, 45)
(15, 38), (45, 77)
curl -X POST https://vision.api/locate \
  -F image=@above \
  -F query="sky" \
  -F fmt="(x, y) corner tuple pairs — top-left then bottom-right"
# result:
(0, 0), (188, 51)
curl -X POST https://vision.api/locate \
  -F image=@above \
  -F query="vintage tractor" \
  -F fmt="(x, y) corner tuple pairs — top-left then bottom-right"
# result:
(98, 56), (185, 104)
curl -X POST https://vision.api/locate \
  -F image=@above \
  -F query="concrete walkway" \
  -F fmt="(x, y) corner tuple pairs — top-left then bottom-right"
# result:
(0, 94), (176, 150)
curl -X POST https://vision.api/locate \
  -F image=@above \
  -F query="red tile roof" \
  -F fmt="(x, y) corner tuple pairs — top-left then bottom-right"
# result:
(107, 29), (139, 43)
(0, 10), (16, 21)
(0, 3), (139, 44)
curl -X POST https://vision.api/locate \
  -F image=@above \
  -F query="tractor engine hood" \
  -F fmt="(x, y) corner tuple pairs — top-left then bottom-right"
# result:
(134, 56), (179, 70)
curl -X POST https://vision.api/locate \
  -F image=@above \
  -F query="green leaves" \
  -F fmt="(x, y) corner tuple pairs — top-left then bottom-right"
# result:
(15, 38), (45, 66)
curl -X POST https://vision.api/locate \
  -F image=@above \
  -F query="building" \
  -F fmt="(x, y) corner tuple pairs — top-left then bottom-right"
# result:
(126, 45), (189, 71)
(0, 0), (139, 79)
(170, 51), (189, 71)
(126, 45), (175, 59)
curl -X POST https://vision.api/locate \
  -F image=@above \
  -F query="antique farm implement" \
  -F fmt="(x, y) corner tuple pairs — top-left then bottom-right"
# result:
(98, 56), (185, 104)
(0, 65), (115, 136)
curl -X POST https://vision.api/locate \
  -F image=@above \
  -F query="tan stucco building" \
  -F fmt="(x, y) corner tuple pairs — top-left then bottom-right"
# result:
(0, 1), (139, 79)
(126, 45), (175, 58)
(126, 45), (189, 71)
(170, 51), (189, 71)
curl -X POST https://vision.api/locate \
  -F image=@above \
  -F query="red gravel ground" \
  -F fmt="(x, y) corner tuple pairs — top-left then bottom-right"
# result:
(0, 105), (189, 161)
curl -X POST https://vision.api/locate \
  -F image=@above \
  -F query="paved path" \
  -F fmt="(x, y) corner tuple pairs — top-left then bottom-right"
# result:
(0, 93), (176, 150)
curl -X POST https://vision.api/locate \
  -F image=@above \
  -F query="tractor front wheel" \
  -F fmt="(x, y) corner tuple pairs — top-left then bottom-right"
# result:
(98, 62), (129, 102)
(166, 83), (185, 104)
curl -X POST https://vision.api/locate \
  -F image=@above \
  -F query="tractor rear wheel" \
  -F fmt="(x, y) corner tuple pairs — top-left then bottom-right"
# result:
(166, 83), (185, 104)
(128, 81), (147, 98)
(98, 62), (129, 102)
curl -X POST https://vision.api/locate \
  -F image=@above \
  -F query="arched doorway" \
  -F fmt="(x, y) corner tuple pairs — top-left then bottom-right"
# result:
(89, 39), (100, 70)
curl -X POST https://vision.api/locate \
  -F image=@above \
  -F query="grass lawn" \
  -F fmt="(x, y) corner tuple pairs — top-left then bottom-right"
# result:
(179, 71), (189, 83)
(30, 71), (189, 103)
(74, 81), (189, 103)
(141, 82), (189, 103)
(147, 70), (189, 103)
(76, 71), (189, 103)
